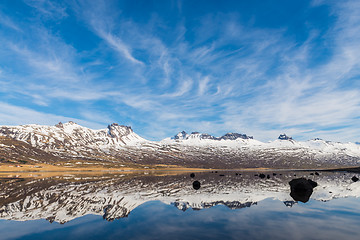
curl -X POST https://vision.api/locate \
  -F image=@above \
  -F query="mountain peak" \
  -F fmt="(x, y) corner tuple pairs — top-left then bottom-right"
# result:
(107, 123), (133, 139)
(108, 123), (132, 129)
(55, 122), (64, 128)
(278, 134), (293, 140)
(173, 131), (189, 140)
(220, 133), (253, 140)
(55, 121), (79, 128)
(172, 131), (253, 141)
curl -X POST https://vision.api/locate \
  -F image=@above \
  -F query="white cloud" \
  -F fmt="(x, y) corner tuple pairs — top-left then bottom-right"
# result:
(163, 78), (193, 97)
(0, 102), (105, 129)
(0, 11), (21, 31)
(1, 0), (360, 142)
(24, 0), (68, 20)
(96, 30), (144, 65)
(198, 76), (210, 96)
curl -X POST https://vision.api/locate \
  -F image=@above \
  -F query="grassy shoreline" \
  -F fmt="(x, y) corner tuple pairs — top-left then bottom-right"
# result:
(1, 163), (359, 175)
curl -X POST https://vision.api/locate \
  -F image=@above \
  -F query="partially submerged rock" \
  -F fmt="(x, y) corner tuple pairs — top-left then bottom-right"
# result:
(289, 178), (318, 203)
(193, 181), (201, 190)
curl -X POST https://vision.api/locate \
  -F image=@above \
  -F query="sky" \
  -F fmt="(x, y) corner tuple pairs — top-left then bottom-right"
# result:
(0, 0), (360, 142)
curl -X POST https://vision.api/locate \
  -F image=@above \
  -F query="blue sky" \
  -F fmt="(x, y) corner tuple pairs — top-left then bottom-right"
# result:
(0, 0), (360, 142)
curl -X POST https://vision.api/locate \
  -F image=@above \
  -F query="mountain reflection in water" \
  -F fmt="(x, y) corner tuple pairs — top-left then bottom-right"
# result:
(0, 171), (360, 239)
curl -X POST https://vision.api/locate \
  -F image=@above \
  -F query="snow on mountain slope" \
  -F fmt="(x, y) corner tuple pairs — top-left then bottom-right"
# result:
(1, 122), (359, 155)
(164, 131), (360, 156)
(264, 138), (360, 158)
(161, 131), (262, 149)
(1, 122), (360, 168)
(0, 122), (146, 157)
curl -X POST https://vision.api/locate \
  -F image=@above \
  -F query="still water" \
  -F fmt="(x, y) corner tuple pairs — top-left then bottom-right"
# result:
(0, 171), (360, 240)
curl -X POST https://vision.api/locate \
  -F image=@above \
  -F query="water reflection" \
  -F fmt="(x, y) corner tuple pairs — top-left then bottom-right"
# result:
(0, 171), (359, 224)
(1, 171), (360, 240)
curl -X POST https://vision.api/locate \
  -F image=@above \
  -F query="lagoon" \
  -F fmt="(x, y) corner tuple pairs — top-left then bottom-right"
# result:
(1, 171), (360, 240)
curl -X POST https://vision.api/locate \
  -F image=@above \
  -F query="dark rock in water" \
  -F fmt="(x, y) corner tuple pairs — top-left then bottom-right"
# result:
(193, 181), (201, 190)
(259, 173), (265, 179)
(315, 172), (319, 176)
(235, 173), (238, 176)
(267, 175), (270, 179)
(190, 173), (195, 178)
(254, 174), (258, 177)
(219, 174), (225, 177)
(279, 174), (282, 176)
(308, 179), (318, 188)
(273, 173), (277, 176)
(289, 178), (318, 203)
(294, 174), (296, 176)
(215, 171), (218, 173)
(351, 176), (359, 182)
(310, 173), (314, 176)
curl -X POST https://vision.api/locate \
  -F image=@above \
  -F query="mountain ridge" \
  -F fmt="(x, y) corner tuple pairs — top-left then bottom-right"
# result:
(0, 121), (356, 144)
(1, 121), (360, 169)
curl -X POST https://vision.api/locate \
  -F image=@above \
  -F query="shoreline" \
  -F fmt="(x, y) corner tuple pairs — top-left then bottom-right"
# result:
(0, 163), (211, 174)
(1, 163), (359, 176)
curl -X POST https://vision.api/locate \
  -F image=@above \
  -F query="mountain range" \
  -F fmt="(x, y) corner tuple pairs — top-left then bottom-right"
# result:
(1, 121), (360, 169)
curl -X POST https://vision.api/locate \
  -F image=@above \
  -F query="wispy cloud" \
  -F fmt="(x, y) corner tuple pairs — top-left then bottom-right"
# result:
(23, 0), (68, 20)
(0, 0), (359, 142)
(73, 0), (144, 65)
(94, 29), (144, 65)
(163, 78), (193, 97)
(0, 11), (21, 31)
(198, 76), (210, 96)
(0, 102), (104, 129)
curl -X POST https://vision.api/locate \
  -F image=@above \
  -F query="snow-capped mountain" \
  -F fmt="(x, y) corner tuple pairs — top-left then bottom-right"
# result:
(0, 122), (147, 161)
(0, 121), (145, 149)
(1, 122), (360, 169)
(171, 131), (253, 141)
(0, 171), (359, 223)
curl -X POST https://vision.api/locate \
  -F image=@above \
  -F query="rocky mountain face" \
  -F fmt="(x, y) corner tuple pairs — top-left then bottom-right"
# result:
(173, 131), (253, 141)
(0, 171), (359, 223)
(1, 122), (360, 168)
(0, 122), (145, 150)
(278, 134), (293, 140)
(0, 122), (147, 164)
